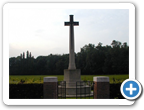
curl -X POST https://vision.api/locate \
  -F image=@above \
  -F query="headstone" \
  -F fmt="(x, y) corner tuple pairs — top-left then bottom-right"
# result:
(93, 76), (109, 99)
(43, 77), (58, 99)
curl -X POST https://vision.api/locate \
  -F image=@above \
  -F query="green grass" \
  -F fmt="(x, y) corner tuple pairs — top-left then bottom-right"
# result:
(9, 74), (128, 84)
(81, 75), (129, 84)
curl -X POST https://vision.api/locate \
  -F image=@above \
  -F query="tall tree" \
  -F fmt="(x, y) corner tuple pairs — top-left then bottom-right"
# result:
(26, 51), (29, 59)
(23, 52), (25, 59)
(29, 52), (32, 58)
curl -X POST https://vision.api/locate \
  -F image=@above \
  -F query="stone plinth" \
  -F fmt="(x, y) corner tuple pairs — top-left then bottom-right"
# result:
(64, 69), (81, 87)
(43, 77), (58, 99)
(93, 76), (109, 99)
(64, 69), (81, 95)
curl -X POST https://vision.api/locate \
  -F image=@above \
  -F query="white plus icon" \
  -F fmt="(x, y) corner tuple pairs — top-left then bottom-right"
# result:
(126, 83), (137, 95)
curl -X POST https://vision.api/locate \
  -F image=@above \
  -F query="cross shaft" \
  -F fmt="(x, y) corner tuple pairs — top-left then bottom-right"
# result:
(64, 15), (79, 70)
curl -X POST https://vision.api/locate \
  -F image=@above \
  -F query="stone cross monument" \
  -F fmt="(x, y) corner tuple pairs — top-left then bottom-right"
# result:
(63, 15), (81, 96)
(65, 15), (79, 70)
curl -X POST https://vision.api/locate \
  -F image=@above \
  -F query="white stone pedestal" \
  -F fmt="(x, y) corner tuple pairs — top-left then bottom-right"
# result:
(63, 69), (93, 97)
(64, 69), (81, 87)
(64, 69), (81, 96)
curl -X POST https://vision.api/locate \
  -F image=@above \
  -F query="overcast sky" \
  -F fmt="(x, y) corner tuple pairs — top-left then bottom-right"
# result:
(8, 6), (129, 58)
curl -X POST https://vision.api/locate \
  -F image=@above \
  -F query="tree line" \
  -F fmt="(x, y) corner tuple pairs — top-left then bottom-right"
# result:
(9, 40), (129, 75)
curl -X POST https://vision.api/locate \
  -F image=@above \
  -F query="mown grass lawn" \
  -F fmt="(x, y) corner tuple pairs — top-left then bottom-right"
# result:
(9, 74), (128, 84)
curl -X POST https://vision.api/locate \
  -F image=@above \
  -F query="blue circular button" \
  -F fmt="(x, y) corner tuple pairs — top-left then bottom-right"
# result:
(123, 81), (139, 97)
(121, 79), (142, 100)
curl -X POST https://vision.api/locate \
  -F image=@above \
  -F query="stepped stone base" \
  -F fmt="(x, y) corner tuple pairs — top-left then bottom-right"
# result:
(58, 85), (93, 97)
(63, 69), (92, 97)
(64, 69), (81, 88)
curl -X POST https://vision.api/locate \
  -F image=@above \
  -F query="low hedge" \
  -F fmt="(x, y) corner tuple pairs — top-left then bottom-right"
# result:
(9, 84), (43, 99)
(9, 84), (124, 99)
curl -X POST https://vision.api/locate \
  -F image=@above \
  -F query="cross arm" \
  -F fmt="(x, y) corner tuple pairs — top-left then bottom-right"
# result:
(64, 21), (79, 26)
(64, 22), (70, 26)
(73, 22), (79, 26)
